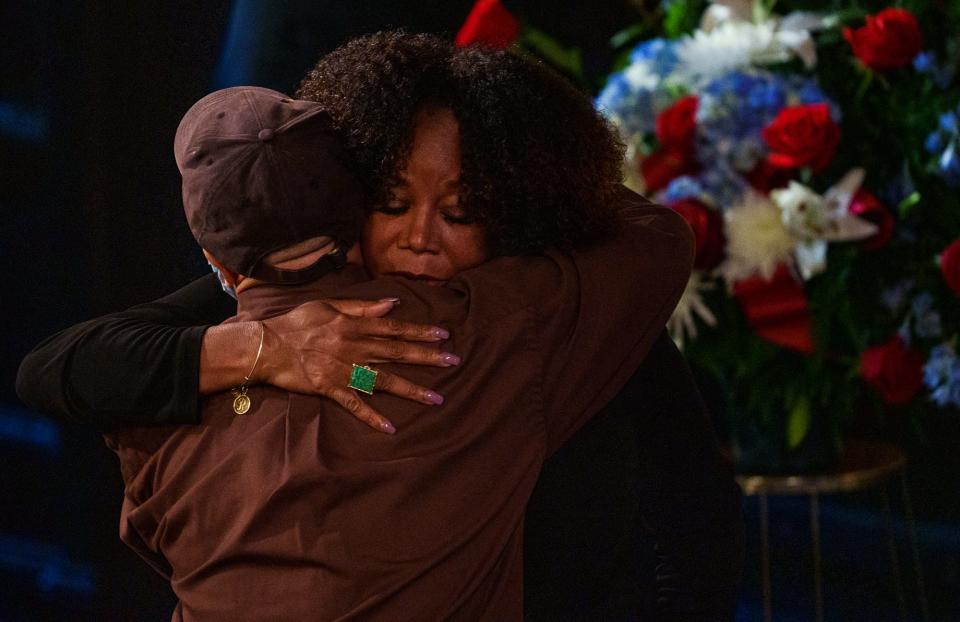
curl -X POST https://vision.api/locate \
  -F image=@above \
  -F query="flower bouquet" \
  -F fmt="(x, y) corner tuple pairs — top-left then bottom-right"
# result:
(457, 0), (960, 473)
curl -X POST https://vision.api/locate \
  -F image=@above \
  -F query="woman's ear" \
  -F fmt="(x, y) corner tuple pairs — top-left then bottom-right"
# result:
(202, 249), (240, 286)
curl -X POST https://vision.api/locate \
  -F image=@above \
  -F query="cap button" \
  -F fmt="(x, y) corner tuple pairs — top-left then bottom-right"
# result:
(258, 128), (275, 142)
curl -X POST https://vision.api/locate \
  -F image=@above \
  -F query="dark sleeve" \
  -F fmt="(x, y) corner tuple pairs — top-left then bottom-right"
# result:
(627, 332), (745, 621)
(524, 333), (743, 621)
(15, 274), (235, 429)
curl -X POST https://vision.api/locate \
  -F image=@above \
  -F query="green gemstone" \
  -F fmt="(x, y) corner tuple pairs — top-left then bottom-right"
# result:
(349, 364), (378, 394)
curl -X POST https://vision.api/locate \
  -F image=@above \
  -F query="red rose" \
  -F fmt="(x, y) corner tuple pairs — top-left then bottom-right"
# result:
(746, 159), (793, 193)
(859, 335), (924, 406)
(643, 96), (701, 191)
(669, 199), (725, 270)
(940, 239), (960, 296)
(843, 8), (923, 72)
(656, 95), (699, 151)
(640, 147), (698, 193)
(848, 189), (894, 251)
(455, 0), (521, 49)
(763, 103), (841, 173)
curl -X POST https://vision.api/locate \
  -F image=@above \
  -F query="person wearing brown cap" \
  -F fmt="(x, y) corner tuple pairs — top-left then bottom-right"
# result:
(175, 86), (363, 293)
(101, 84), (694, 620)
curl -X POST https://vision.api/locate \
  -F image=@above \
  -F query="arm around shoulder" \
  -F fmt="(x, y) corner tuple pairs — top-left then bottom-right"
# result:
(16, 274), (235, 428)
(538, 187), (695, 452)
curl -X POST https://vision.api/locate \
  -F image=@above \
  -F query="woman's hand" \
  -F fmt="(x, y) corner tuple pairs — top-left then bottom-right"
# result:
(257, 297), (459, 434)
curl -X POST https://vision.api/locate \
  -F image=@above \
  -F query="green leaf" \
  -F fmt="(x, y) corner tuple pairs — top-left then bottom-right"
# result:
(663, 0), (700, 38)
(609, 24), (648, 50)
(855, 67), (874, 102)
(753, 0), (774, 25)
(521, 27), (584, 82)
(787, 396), (812, 449)
(898, 191), (922, 219)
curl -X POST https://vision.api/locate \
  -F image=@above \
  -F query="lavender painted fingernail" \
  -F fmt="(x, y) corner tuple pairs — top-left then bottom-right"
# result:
(434, 327), (450, 339)
(425, 391), (444, 405)
(381, 421), (397, 434)
(380, 297), (400, 305)
(441, 353), (461, 366)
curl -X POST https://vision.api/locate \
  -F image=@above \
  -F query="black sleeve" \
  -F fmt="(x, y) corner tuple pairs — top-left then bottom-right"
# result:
(15, 274), (236, 429)
(523, 331), (742, 622)
(628, 332), (745, 621)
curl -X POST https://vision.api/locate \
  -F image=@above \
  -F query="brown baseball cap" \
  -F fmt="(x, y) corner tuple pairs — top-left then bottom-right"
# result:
(175, 86), (364, 284)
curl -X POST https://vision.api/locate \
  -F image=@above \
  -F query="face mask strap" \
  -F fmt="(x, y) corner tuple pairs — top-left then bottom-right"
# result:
(208, 261), (238, 300)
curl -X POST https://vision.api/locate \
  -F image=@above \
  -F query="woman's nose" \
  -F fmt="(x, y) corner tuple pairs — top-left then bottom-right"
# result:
(401, 208), (438, 253)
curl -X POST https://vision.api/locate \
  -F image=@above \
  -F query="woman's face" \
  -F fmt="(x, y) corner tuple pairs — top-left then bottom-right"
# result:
(360, 107), (488, 284)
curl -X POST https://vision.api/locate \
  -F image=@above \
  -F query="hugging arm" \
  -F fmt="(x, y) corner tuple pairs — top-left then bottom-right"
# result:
(16, 272), (454, 431)
(16, 274), (232, 428)
(536, 189), (696, 453)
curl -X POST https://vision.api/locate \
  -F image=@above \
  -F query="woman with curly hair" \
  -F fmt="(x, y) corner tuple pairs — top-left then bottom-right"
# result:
(18, 32), (742, 620)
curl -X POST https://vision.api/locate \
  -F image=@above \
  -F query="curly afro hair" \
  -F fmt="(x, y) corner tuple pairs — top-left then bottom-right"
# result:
(296, 31), (625, 256)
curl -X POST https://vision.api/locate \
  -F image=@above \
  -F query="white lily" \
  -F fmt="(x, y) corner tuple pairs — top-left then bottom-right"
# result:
(668, 271), (719, 349)
(770, 169), (879, 280)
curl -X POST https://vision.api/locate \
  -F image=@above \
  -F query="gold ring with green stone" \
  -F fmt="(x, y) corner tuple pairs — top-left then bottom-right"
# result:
(348, 364), (378, 395)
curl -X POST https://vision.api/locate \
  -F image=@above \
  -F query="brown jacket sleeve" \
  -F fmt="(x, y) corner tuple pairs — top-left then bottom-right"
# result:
(533, 189), (694, 454)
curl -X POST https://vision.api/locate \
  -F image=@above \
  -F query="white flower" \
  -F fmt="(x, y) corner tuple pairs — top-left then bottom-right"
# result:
(718, 191), (796, 284)
(675, 21), (786, 87)
(820, 168), (880, 241)
(780, 11), (831, 67)
(623, 62), (661, 92)
(773, 174), (878, 244)
(677, 1), (824, 86)
(700, 0), (754, 32)
(793, 239), (828, 280)
(668, 271), (718, 350)
(772, 181), (831, 240)
(776, 24), (818, 69)
(769, 172), (879, 280)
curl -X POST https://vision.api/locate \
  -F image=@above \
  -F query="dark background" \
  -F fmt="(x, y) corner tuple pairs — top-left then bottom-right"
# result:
(3, 1), (959, 620)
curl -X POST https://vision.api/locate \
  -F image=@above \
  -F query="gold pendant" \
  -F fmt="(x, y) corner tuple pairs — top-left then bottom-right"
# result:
(232, 387), (251, 415)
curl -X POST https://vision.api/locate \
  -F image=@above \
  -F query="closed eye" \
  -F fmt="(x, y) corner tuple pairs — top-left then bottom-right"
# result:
(442, 211), (477, 225)
(375, 202), (408, 216)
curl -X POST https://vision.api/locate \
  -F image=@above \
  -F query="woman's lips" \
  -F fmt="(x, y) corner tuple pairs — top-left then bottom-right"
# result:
(384, 271), (446, 285)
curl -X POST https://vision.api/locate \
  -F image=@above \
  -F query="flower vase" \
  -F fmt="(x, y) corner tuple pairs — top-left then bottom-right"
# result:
(732, 409), (842, 475)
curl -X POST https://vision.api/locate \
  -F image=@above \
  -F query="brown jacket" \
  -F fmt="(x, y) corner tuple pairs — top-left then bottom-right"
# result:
(107, 192), (694, 621)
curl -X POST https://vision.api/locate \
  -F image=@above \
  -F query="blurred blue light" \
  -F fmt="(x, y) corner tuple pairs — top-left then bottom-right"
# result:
(0, 404), (61, 454)
(0, 101), (49, 143)
(213, 0), (260, 88)
(0, 534), (95, 596)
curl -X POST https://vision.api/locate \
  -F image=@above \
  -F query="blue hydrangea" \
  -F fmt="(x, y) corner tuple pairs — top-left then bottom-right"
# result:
(663, 176), (707, 204)
(923, 343), (960, 408)
(627, 38), (678, 73)
(882, 278), (915, 313)
(911, 292), (943, 339)
(914, 51), (955, 90)
(942, 112), (958, 133)
(925, 102), (960, 187)
(913, 51), (936, 72)
(595, 39), (680, 141)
